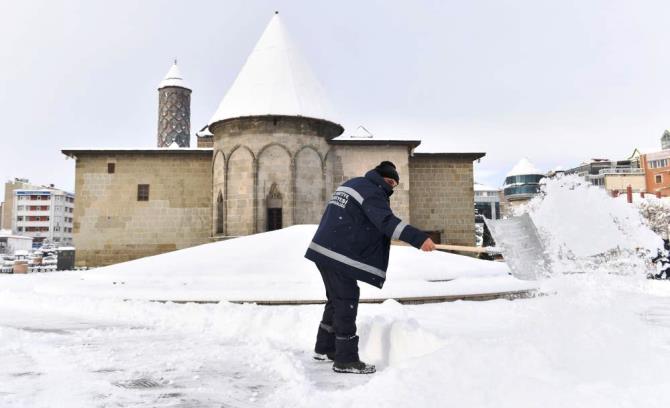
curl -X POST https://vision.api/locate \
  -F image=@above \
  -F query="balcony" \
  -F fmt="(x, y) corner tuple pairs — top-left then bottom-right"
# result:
(597, 168), (644, 176)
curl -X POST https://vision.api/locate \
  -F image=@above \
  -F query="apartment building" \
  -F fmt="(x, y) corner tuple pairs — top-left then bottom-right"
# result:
(11, 188), (75, 245)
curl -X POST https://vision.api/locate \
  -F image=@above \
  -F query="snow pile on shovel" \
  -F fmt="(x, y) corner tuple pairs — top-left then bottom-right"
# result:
(518, 174), (662, 275)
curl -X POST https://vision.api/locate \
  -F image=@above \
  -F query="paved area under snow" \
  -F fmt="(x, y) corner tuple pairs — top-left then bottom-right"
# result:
(1, 275), (670, 407)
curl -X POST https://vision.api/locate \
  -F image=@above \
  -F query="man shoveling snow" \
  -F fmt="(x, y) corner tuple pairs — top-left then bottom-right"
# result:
(305, 161), (437, 374)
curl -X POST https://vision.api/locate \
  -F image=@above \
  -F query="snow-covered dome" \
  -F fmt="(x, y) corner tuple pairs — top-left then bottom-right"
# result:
(208, 13), (339, 127)
(158, 61), (189, 89)
(506, 158), (543, 177)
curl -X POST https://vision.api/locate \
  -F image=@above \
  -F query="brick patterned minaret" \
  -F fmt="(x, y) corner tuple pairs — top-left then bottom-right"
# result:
(157, 61), (191, 147)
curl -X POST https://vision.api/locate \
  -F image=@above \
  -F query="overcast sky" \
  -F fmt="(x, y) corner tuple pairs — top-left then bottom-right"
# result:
(2, 0), (670, 192)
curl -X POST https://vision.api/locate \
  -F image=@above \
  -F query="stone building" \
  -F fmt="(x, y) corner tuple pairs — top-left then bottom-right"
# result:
(63, 13), (484, 267)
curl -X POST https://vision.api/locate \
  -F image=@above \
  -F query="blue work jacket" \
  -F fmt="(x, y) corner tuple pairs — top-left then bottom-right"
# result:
(305, 170), (429, 288)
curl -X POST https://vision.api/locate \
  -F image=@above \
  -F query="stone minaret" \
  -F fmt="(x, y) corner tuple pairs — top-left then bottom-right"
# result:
(157, 61), (191, 147)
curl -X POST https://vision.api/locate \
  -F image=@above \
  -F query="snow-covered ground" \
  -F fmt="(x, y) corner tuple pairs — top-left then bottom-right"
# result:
(1, 175), (669, 407)
(1, 276), (669, 407)
(1, 225), (534, 302)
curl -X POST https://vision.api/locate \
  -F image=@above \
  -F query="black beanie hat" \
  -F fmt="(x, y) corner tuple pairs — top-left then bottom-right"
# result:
(374, 161), (399, 183)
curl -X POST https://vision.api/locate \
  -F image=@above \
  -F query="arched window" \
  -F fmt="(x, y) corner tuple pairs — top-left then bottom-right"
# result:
(216, 191), (224, 234)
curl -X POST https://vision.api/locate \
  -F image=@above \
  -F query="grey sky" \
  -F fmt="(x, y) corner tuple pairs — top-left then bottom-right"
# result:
(2, 0), (669, 192)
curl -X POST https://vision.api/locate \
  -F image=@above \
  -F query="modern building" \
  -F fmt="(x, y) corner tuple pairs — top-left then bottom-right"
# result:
(641, 149), (670, 196)
(62, 13), (485, 267)
(11, 188), (75, 246)
(2, 178), (41, 231)
(502, 158), (545, 205)
(564, 158), (645, 193)
(474, 183), (501, 220)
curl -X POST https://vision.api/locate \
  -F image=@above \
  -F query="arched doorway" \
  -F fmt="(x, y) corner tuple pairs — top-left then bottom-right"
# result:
(267, 183), (282, 231)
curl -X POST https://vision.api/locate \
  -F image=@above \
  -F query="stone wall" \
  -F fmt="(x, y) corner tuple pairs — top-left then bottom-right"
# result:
(326, 144), (412, 221)
(72, 151), (212, 267)
(409, 154), (476, 246)
(211, 116), (342, 235)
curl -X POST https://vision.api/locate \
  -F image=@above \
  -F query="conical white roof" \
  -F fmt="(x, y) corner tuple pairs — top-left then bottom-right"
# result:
(158, 61), (189, 89)
(209, 13), (338, 126)
(506, 158), (543, 177)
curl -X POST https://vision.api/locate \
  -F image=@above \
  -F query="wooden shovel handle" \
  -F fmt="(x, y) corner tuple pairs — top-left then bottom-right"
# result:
(391, 240), (492, 254)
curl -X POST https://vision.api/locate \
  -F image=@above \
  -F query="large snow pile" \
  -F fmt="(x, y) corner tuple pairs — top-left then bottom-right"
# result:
(12, 225), (534, 301)
(620, 194), (670, 237)
(517, 175), (662, 275)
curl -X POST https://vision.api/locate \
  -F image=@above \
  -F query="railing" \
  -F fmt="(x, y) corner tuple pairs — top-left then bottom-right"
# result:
(597, 168), (644, 175)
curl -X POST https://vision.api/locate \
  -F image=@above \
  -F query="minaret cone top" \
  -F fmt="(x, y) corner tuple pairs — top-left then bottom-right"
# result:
(209, 13), (340, 127)
(158, 61), (189, 90)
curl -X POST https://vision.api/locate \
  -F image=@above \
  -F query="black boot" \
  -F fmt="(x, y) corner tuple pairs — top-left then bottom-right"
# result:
(333, 360), (376, 374)
(313, 351), (335, 361)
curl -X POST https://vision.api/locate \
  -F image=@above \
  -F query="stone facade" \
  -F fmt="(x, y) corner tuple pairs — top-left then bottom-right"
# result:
(197, 135), (214, 148)
(65, 141), (483, 266)
(409, 154), (477, 246)
(69, 150), (211, 267)
(210, 116), (343, 235)
(326, 143), (413, 221)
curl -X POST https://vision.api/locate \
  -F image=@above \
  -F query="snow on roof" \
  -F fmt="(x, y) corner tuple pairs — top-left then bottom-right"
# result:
(0, 230), (31, 240)
(474, 183), (499, 192)
(506, 158), (544, 177)
(209, 13), (339, 127)
(331, 125), (420, 145)
(645, 150), (670, 161)
(196, 125), (213, 137)
(158, 61), (189, 89)
(350, 125), (374, 138)
(62, 147), (212, 152)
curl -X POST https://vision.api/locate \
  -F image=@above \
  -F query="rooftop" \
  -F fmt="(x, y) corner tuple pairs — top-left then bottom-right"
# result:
(209, 13), (339, 127)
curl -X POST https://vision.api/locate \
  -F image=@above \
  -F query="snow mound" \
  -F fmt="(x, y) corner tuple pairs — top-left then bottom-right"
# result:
(359, 301), (445, 367)
(30, 225), (534, 301)
(519, 175), (662, 275)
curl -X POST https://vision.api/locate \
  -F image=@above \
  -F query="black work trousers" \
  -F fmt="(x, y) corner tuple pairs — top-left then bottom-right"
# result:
(314, 264), (360, 363)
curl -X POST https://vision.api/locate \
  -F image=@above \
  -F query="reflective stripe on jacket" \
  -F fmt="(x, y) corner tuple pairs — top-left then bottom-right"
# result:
(305, 170), (429, 288)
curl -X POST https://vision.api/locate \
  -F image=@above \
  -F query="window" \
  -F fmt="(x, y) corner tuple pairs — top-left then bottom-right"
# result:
(650, 159), (669, 169)
(17, 205), (24, 211)
(17, 227), (23, 232)
(16, 216), (23, 221)
(137, 184), (150, 201)
(216, 192), (224, 234)
(108, 163), (116, 174)
(656, 174), (663, 184)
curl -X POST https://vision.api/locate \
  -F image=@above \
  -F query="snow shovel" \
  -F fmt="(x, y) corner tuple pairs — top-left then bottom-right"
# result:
(483, 213), (550, 280)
